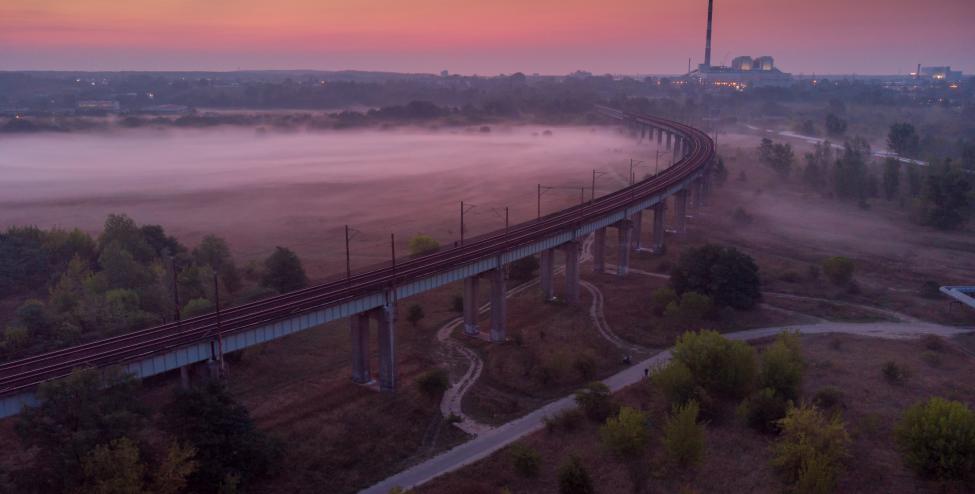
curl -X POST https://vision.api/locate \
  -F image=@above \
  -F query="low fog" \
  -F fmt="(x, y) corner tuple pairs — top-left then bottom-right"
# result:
(0, 126), (651, 276)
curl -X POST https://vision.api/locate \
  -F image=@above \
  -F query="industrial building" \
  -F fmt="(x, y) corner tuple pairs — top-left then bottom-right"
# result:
(684, 0), (793, 88)
(914, 66), (964, 82)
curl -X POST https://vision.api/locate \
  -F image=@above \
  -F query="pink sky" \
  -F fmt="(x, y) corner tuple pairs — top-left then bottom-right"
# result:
(1, 0), (972, 75)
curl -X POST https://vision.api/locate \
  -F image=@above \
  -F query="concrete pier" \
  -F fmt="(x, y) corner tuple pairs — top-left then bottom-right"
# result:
(375, 305), (396, 391)
(673, 136), (682, 162)
(657, 128), (663, 146)
(593, 228), (606, 273)
(540, 249), (554, 300)
(564, 241), (580, 303)
(350, 312), (371, 383)
(463, 276), (480, 336)
(616, 219), (633, 276)
(676, 189), (688, 234)
(652, 202), (666, 253)
(632, 210), (643, 250)
(489, 268), (507, 342)
(666, 132), (672, 150)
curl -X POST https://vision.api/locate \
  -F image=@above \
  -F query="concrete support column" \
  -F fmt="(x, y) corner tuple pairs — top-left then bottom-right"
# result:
(179, 365), (190, 389)
(657, 128), (663, 146)
(616, 220), (633, 276)
(375, 305), (396, 391)
(676, 190), (689, 234)
(632, 210), (643, 251)
(666, 132), (672, 150)
(563, 241), (580, 303)
(462, 276), (480, 336)
(673, 136), (682, 162)
(593, 228), (606, 274)
(652, 202), (666, 253)
(489, 268), (507, 342)
(641, 126), (646, 140)
(539, 249), (554, 300)
(350, 312), (371, 383)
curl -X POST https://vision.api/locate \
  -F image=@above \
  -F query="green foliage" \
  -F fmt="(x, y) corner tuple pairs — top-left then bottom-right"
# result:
(572, 352), (597, 380)
(772, 405), (850, 493)
(182, 297), (215, 318)
(825, 113), (847, 136)
(888, 123), (920, 157)
(664, 291), (714, 325)
(78, 437), (197, 494)
(162, 381), (281, 492)
(574, 381), (615, 422)
(650, 287), (678, 316)
(508, 255), (540, 282)
(408, 234), (440, 256)
(670, 244), (761, 310)
(758, 138), (796, 177)
(915, 161), (971, 230)
(99, 214), (155, 263)
(821, 256), (855, 285)
(651, 360), (697, 407)
(672, 330), (757, 400)
(663, 400), (706, 468)
(739, 387), (790, 434)
(895, 397), (975, 480)
(599, 406), (649, 458)
(193, 234), (241, 293)
(882, 158), (901, 200)
(712, 157), (728, 186)
(544, 408), (585, 434)
(509, 443), (542, 478)
(759, 332), (804, 401)
(557, 455), (594, 494)
(16, 368), (145, 492)
(140, 224), (186, 259)
(802, 141), (833, 191)
(416, 368), (449, 399)
(882, 360), (910, 384)
(811, 387), (845, 412)
(832, 138), (872, 201)
(261, 246), (308, 293)
(406, 303), (425, 327)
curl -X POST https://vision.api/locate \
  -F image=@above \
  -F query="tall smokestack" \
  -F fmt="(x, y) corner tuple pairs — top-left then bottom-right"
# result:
(704, 0), (714, 69)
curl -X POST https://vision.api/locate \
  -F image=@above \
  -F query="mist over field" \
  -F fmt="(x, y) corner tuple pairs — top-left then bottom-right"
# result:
(0, 126), (645, 276)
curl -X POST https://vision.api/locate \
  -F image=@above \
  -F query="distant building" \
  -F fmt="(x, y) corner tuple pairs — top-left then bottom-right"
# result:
(76, 100), (120, 112)
(915, 66), (963, 82)
(141, 104), (190, 115)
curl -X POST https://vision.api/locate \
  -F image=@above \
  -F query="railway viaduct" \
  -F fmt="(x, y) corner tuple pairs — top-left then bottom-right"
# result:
(0, 107), (715, 418)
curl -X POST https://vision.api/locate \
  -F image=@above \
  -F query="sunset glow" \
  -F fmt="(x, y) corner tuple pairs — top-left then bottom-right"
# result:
(2, 0), (974, 74)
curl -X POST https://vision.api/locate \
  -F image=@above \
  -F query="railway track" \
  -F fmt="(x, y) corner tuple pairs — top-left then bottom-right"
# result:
(0, 108), (714, 399)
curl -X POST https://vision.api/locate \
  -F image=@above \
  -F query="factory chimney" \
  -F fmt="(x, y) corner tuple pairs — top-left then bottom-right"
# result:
(704, 0), (714, 69)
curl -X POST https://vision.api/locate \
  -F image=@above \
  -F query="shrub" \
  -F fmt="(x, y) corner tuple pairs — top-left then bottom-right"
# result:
(738, 387), (790, 434)
(650, 287), (678, 317)
(670, 244), (761, 310)
(664, 291), (715, 324)
(663, 400), (706, 468)
(558, 455), (594, 494)
(544, 408), (585, 433)
(772, 405), (850, 493)
(416, 368), (449, 399)
(895, 397), (975, 481)
(599, 406), (649, 458)
(572, 353), (597, 381)
(882, 360), (910, 384)
(509, 443), (541, 478)
(651, 361), (697, 407)
(182, 298), (214, 318)
(406, 303), (425, 328)
(821, 256), (855, 286)
(759, 332), (804, 401)
(812, 387), (845, 412)
(672, 330), (757, 400)
(408, 234), (440, 256)
(920, 334), (946, 352)
(574, 382), (615, 422)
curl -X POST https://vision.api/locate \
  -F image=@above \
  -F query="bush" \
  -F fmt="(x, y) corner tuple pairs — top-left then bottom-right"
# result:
(572, 353), (597, 381)
(670, 244), (761, 310)
(408, 234), (440, 256)
(182, 297), (214, 318)
(772, 405), (850, 493)
(812, 387), (845, 412)
(574, 382), (615, 422)
(544, 408), (585, 433)
(920, 334), (946, 352)
(739, 387), (790, 434)
(664, 291), (715, 325)
(509, 443), (541, 478)
(406, 303), (425, 328)
(759, 332), (804, 401)
(599, 406), (649, 458)
(882, 360), (910, 384)
(672, 330), (757, 400)
(651, 361), (697, 406)
(650, 287), (678, 317)
(821, 256), (855, 286)
(261, 246), (308, 293)
(558, 455), (594, 494)
(416, 368), (449, 399)
(663, 400), (706, 468)
(895, 397), (975, 480)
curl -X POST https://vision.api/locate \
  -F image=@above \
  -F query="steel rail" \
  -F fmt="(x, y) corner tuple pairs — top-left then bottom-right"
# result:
(0, 108), (713, 397)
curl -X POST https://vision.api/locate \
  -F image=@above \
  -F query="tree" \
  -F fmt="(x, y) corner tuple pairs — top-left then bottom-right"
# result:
(825, 113), (847, 137)
(162, 382), (280, 492)
(558, 455), (594, 494)
(261, 246), (308, 293)
(758, 138), (795, 177)
(182, 298), (215, 318)
(140, 224), (186, 259)
(670, 244), (761, 310)
(712, 157), (728, 186)
(599, 406), (649, 458)
(193, 235), (241, 293)
(906, 164), (923, 198)
(574, 381), (614, 421)
(888, 123), (920, 157)
(406, 303), (425, 328)
(408, 234), (440, 256)
(895, 397), (975, 481)
(772, 405), (851, 492)
(663, 400), (706, 468)
(650, 287), (678, 316)
(99, 214), (155, 263)
(672, 330), (757, 400)
(916, 162), (971, 230)
(833, 137), (871, 201)
(882, 158), (901, 200)
(77, 437), (197, 494)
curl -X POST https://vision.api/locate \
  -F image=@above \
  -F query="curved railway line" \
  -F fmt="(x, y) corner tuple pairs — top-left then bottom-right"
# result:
(0, 107), (715, 414)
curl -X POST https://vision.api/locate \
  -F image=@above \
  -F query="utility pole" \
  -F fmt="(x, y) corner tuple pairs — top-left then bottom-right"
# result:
(344, 225), (351, 282)
(391, 233), (396, 269)
(537, 184), (541, 220)
(580, 187), (585, 205)
(591, 169), (596, 202)
(171, 257), (181, 324)
(460, 201), (465, 245)
(505, 207), (509, 234)
(212, 273), (224, 370)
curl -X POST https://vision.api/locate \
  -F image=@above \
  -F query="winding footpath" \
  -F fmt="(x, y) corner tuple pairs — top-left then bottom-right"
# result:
(363, 258), (973, 494)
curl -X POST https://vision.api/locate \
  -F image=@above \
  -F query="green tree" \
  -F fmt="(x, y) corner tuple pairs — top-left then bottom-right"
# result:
(906, 164), (923, 198)
(663, 400), (706, 468)
(193, 235), (241, 293)
(916, 162), (971, 230)
(670, 244), (761, 310)
(759, 332), (804, 401)
(406, 303), (425, 328)
(758, 138), (795, 177)
(77, 437), (197, 494)
(0, 225), (49, 297)
(825, 113), (847, 137)
(140, 224), (186, 259)
(99, 214), (155, 263)
(772, 405), (851, 493)
(261, 246), (308, 293)
(888, 123), (920, 157)
(558, 455), (594, 494)
(182, 298), (215, 318)
(833, 137), (871, 201)
(650, 287), (678, 316)
(574, 381), (614, 422)
(672, 330), (757, 400)
(712, 156), (728, 186)
(408, 234), (440, 256)
(895, 397), (975, 481)
(663, 291), (715, 326)
(882, 158), (901, 200)
(599, 406), (649, 458)
(509, 443), (541, 478)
